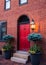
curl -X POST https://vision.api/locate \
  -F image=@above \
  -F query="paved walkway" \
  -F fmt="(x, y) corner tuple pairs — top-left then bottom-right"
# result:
(0, 55), (46, 65)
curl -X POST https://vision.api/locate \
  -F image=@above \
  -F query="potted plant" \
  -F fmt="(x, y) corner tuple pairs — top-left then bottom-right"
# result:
(2, 34), (14, 59)
(28, 33), (42, 65)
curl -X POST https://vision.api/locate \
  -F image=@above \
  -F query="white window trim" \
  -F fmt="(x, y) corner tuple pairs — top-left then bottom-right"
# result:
(5, 0), (10, 10)
(19, 0), (28, 5)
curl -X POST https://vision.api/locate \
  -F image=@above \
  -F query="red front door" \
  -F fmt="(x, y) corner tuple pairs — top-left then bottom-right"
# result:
(19, 24), (30, 51)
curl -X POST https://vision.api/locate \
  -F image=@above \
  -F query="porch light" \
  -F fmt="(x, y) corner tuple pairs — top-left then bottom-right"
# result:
(30, 19), (36, 30)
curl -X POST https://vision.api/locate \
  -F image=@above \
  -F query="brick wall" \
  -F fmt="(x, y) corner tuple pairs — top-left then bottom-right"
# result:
(0, 0), (46, 59)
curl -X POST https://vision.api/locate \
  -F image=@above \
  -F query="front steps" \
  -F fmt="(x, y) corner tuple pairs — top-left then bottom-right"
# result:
(11, 51), (30, 64)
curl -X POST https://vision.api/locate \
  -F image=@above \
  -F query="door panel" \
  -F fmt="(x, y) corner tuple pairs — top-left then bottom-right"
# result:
(19, 24), (30, 51)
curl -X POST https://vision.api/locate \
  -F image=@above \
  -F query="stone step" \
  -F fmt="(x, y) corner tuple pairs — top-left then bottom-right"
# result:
(11, 57), (27, 64)
(13, 53), (28, 59)
(16, 51), (30, 55)
(13, 51), (30, 59)
(11, 51), (30, 64)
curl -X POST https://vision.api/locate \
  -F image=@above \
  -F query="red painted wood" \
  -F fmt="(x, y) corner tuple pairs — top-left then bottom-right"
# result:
(19, 24), (30, 51)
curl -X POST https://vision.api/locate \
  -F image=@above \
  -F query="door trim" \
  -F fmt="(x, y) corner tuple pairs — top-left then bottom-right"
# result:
(17, 15), (30, 50)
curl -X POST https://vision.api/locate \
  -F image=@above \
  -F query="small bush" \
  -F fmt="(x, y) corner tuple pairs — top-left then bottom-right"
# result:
(29, 44), (40, 54)
(3, 34), (14, 43)
(2, 34), (14, 51)
(28, 33), (42, 54)
(28, 33), (42, 42)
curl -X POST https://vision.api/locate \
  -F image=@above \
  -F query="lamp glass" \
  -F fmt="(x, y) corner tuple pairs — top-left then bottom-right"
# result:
(31, 24), (35, 30)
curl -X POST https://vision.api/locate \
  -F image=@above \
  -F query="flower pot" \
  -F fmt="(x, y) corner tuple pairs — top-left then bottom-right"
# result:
(4, 50), (11, 59)
(30, 52), (41, 65)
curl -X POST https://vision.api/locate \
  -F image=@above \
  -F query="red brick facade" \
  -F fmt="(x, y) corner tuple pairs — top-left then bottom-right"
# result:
(0, 0), (46, 59)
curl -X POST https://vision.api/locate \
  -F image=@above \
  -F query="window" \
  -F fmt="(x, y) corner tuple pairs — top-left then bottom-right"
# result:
(19, 0), (28, 5)
(0, 21), (7, 41)
(5, 0), (10, 10)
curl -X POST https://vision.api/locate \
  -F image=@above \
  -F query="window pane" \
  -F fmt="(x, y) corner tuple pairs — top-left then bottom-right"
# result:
(2, 27), (6, 32)
(6, 1), (10, 9)
(20, 0), (27, 4)
(0, 24), (1, 40)
(0, 22), (7, 41)
(2, 23), (7, 39)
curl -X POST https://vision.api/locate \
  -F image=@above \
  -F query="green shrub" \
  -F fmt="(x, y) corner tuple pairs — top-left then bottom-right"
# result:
(28, 33), (42, 54)
(29, 44), (40, 54)
(2, 34), (14, 51)
(28, 33), (42, 42)
(3, 34), (14, 43)
(3, 43), (12, 51)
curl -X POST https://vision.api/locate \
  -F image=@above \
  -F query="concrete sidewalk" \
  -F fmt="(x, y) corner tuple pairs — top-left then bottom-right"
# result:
(0, 56), (46, 65)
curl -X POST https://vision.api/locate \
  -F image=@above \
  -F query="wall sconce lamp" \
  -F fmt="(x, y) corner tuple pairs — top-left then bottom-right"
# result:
(30, 19), (36, 30)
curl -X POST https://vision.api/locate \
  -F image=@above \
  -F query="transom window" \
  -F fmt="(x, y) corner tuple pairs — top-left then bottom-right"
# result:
(0, 21), (7, 41)
(19, 0), (28, 5)
(5, 0), (10, 10)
